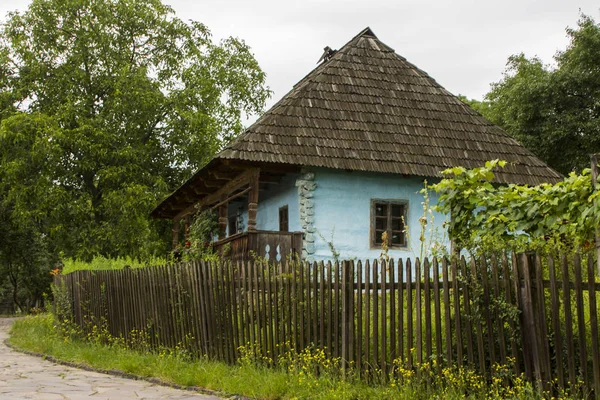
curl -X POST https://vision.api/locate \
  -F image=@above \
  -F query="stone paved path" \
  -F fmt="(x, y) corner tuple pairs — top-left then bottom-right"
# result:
(0, 318), (222, 400)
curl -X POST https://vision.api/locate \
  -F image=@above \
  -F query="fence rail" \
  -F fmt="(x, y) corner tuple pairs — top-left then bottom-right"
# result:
(55, 252), (600, 395)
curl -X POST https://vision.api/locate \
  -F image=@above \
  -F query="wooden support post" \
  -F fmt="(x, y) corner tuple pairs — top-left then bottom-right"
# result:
(218, 197), (228, 239)
(184, 215), (191, 241)
(591, 154), (600, 276)
(172, 219), (180, 250)
(247, 171), (259, 231)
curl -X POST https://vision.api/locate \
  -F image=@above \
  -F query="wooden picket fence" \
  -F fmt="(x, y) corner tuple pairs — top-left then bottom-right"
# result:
(55, 252), (600, 396)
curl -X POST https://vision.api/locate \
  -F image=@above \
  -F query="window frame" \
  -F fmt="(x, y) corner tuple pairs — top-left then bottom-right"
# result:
(370, 199), (408, 249)
(279, 205), (289, 232)
(228, 215), (238, 236)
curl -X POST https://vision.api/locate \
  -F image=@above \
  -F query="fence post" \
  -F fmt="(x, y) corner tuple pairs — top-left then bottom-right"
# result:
(341, 260), (352, 373)
(517, 252), (547, 391)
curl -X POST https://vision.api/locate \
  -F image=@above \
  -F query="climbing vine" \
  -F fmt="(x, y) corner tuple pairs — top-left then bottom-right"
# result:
(179, 209), (219, 262)
(429, 160), (600, 253)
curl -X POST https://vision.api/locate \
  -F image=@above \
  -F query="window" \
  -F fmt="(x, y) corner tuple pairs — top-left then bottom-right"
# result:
(228, 215), (238, 236)
(279, 205), (289, 232)
(371, 200), (407, 248)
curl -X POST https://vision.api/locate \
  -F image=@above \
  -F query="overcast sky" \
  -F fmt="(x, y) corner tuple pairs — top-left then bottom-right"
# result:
(1, 0), (599, 114)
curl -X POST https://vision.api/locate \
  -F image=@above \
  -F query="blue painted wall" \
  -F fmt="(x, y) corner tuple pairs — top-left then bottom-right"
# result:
(226, 173), (301, 235)
(226, 167), (449, 262)
(310, 168), (448, 262)
(256, 173), (301, 232)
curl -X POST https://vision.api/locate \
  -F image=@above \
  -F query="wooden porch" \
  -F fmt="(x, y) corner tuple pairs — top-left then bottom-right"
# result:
(214, 230), (303, 264)
(153, 160), (304, 262)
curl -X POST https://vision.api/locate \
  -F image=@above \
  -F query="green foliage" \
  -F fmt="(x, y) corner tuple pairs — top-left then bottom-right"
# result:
(0, 0), (270, 260)
(478, 14), (600, 175)
(180, 209), (219, 261)
(430, 160), (599, 253)
(0, 198), (55, 313)
(61, 255), (167, 274)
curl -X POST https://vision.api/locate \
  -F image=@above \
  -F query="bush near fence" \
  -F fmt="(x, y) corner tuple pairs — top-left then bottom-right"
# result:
(54, 252), (600, 397)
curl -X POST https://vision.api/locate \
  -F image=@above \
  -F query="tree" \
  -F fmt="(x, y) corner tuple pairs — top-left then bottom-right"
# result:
(476, 14), (600, 175)
(0, 0), (270, 260)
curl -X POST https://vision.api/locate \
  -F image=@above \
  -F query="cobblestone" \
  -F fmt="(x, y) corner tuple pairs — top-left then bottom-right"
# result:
(0, 318), (221, 400)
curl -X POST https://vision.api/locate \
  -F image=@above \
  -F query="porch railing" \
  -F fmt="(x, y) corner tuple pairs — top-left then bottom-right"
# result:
(214, 230), (303, 263)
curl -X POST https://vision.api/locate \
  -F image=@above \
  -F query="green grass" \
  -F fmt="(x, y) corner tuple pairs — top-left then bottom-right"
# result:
(9, 314), (578, 399)
(61, 255), (167, 274)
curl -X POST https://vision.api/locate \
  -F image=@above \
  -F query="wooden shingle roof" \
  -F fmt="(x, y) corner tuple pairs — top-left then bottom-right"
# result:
(152, 27), (562, 219)
(218, 27), (561, 185)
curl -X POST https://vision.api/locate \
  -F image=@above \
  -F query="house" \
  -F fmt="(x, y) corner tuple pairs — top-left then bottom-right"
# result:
(151, 27), (561, 262)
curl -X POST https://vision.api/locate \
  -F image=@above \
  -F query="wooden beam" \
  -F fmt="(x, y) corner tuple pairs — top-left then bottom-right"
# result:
(210, 187), (251, 210)
(247, 171), (259, 231)
(218, 196), (228, 239)
(174, 168), (260, 220)
(209, 170), (239, 181)
(259, 173), (284, 184)
(172, 219), (180, 250)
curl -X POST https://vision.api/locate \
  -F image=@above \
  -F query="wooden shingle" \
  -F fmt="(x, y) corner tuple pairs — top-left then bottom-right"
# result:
(217, 27), (561, 186)
(152, 27), (561, 219)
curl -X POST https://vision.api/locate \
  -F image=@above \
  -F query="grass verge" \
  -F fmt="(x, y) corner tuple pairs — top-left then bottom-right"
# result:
(8, 314), (579, 399)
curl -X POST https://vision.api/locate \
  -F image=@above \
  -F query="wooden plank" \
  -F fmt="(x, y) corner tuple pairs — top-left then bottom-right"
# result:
(491, 255), (507, 365)
(298, 261), (305, 351)
(313, 261), (319, 350)
(286, 261), (293, 352)
(462, 257), (474, 366)
(381, 259), (387, 372)
(433, 258), (442, 372)
(292, 260), (298, 353)
(587, 254), (600, 397)
(224, 262), (235, 362)
(415, 258), (422, 366)
(319, 262), (326, 349)
(451, 258), (462, 367)
(534, 254), (551, 387)
(406, 258), (413, 368)
(265, 261), (274, 358)
(505, 253), (520, 374)
(334, 261), (340, 358)
(306, 261), (312, 347)
(424, 257), (432, 365)
(327, 261), (333, 357)
(398, 259), (404, 364)
(251, 258), (263, 356)
(349, 260), (355, 367)
(547, 255), (564, 388)
(389, 259), (396, 365)
(273, 262), (281, 358)
(562, 254), (576, 385)
(342, 261), (349, 370)
(207, 261), (219, 358)
(373, 259), (379, 370)
(442, 258), (452, 365)
(227, 261), (238, 361)
(519, 253), (539, 383)
(470, 257), (486, 375)
(574, 253), (588, 385)
(211, 262), (223, 361)
(365, 260), (371, 375)
(231, 262), (241, 359)
(236, 261), (248, 356)
(356, 260), (363, 374)
(195, 262), (209, 354)
(481, 255), (496, 369)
